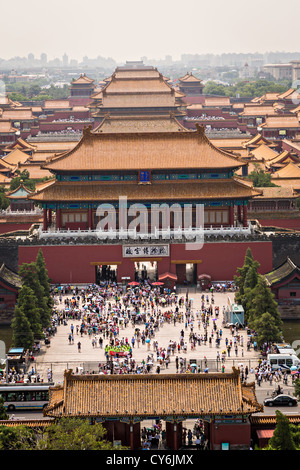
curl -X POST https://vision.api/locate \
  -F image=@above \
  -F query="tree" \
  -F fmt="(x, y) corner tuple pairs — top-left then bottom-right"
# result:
(290, 423), (300, 449)
(19, 262), (51, 329)
(293, 378), (300, 401)
(0, 187), (10, 210)
(203, 79), (289, 99)
(246, 275), (283, 332)
(237, 264), (259, 312)
(37, 417), (119, 450)
(16, 285), (44, 339)
(234, 247), (260, 306)
(0, 396), (9, 420)
(266, 410), (297, 450)
(11, 306), (34, 350)
(247, 167), (277, 188)
(10, 170), (35, 192)
(0, 425), (37, 450)
(253, 312), (282, 348)
(35, 249), (53, 310)
(8, 92), (27, 102)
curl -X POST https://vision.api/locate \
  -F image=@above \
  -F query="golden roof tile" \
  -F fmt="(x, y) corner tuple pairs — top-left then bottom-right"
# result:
(42, 125), (246, 173)
(93, 114), (188, 133)
(44, 368), (262, 418)
(277, 88), (300, 100)
(260, 115), (300, 129)
(240, 105), (278, 116)
(272, 162), (300, 179)
(255, 186), (297, 199)
(2, 149), (30, 165)
(242, 133), (275, 148)
(1, 109), (35, 120)
(179, 72), (203, 83)
(71, 73), (95, 85)
(29, 177), (261, 203)
(250, 144), (279, 161)
(89, 66), (183, 113)
(3, 137), (36, 151)
(204, 97), (230, 107)
(0, 121), (18, 133)
(0, 419), (54, 428)
(43, 100), (71, 109)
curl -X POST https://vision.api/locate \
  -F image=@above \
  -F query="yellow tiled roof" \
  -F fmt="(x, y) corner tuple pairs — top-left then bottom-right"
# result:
(2, 149), (30, 165)
(255, 186), (297, 199)
(0, 419), (54, 428)
(29, 177), (261, 203)
(42, 125), (246, 173)
(250, 144), (278, 161)
(43, 100), (71, 109)
(250, 414), (300, 425)
(240, 106), (278, 116)
(71, 74), (94, 85)
(179, 72), (202, 83)
(93, 114), (188, 133)
(0, 121), (17, 133)
(272, 162), (300, 179)
(260, 115), (300, 129)
(242, 134), (275, 148)
(267, 150), (299, 166)
(44, 368), (263, 418)
(4, 137), (36, 151)
(1, 109), (35, 120)
(90, 66), (180, 111)
(17, 163), (52, 179)
(204, 97), (230, 107)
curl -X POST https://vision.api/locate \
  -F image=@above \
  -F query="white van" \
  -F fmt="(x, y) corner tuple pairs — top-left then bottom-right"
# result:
(267, 354), (300, 371)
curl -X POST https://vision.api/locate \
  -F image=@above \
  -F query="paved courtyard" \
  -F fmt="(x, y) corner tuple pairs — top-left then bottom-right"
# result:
(33, 289), (261, 384)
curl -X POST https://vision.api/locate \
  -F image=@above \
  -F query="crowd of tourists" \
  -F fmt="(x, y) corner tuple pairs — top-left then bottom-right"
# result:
(253, 358), (299, 388)
(47, 280), (252, 377)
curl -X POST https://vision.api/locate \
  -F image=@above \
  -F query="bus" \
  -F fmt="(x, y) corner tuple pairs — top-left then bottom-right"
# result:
(267, 354), (300, 371)
(0, 383), (53, 411)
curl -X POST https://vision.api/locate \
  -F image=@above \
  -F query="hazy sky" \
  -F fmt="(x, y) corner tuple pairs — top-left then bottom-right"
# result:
(0, 0), (299, 63)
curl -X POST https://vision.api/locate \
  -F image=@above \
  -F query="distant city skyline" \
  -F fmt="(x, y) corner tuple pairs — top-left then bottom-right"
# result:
(0, 0), (299, 64)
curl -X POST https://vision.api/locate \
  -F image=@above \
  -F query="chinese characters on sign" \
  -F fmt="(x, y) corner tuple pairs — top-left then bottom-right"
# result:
(123, 245), (169, 257)
(139, 171), (150, 183)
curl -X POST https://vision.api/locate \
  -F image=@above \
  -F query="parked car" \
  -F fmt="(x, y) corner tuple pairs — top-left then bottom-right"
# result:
(263, 394), (298, 407)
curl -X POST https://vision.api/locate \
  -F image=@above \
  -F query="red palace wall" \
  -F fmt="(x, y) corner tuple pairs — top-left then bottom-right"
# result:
(210, 422), (251, 450)
(18, 240), (273, 285)
(257, 218), (300, 231)
(0, 222), (34, 234)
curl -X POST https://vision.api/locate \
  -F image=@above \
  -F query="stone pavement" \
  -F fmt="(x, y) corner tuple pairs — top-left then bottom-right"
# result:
(33, 290), (262, 384)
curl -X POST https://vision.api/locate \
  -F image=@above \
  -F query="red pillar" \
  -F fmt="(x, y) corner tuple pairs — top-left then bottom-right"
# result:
(56, 208), (61, 229)
(237, 205), (242, 223)
(243, 204), (248, 227)
(88, 207), (92, 229)
(173, 422), (178, 450)
(229, 205), (234, 226)
(43, 208), (47, 231)
(129, 422), (134, 450)
(48, 209), (52, 226)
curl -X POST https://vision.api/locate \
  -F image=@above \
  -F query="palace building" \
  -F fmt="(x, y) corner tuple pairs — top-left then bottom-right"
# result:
(19, 122), (274, 286)
(30, 124), (258, 232)
(8, 64), (274, 286)
(88, 63), (186, 124)
(68, 73), (96, 107)
(43, 368), (263, 450)
(177, 72), (205, 96)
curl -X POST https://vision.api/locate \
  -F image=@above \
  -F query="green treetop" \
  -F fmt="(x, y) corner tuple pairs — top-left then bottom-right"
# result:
(266, 410), (297, 450)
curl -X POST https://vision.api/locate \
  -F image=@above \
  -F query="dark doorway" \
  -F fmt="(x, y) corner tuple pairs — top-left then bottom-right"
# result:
(95, 264), (117, 284)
